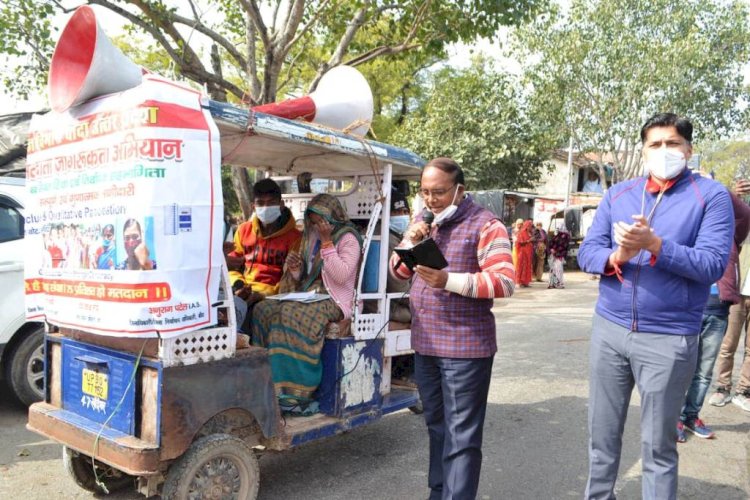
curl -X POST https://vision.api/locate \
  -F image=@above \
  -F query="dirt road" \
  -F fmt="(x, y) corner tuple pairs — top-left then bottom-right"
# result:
(1, 271), (748, 498)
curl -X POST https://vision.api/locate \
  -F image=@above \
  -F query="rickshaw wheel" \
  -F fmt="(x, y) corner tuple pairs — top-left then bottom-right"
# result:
(162, 433), (260, 500)
(62, 446), (135, 494)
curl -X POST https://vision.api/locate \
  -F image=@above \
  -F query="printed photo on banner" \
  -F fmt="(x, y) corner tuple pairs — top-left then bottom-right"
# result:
(39, 221), (114, 270)
(116, 216), (156, 270)
(36, 217), (156, 271)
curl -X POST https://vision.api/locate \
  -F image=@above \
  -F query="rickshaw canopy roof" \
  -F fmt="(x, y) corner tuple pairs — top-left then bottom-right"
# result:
(208, 100), (425, 179)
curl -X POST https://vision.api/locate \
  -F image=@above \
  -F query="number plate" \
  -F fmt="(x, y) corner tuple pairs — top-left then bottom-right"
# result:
(81, 368), (108, 400)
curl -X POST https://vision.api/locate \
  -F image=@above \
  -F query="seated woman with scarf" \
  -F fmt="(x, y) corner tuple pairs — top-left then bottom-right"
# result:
(252, 194), (362, 411)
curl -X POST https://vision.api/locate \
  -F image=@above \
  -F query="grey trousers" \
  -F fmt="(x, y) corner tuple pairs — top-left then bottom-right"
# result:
(585, 313), (698, 500)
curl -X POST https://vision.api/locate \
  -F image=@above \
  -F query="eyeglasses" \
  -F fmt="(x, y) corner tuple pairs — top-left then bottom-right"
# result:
(418, 184), (457, 199)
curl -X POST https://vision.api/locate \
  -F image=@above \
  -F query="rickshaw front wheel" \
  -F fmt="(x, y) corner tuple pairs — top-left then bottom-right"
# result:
(161, 433), (260, 500)
(62, 446), (135, 494)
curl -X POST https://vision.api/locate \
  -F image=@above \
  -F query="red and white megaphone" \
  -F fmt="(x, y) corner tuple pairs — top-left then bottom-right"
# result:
(48, 5), (143, 113)
(253, 66), (374, 136)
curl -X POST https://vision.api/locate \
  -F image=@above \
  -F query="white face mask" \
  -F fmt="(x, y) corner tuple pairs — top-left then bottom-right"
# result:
(389, 215), (410, 235)
(255, 205), (281, 225)
(645, 148), (687, 180)
(432, 184), (462, 226)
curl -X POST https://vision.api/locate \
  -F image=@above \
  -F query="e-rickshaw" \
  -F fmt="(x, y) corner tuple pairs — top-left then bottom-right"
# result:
(26, 7), (425, 499)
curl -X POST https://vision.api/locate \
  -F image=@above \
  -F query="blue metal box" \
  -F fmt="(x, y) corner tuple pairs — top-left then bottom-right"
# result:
(317, 337), (383, 417)
(61, 339), (139, 435)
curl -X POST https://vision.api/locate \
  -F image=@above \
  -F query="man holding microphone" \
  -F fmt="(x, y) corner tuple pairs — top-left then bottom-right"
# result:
(390, 157), (515, 500)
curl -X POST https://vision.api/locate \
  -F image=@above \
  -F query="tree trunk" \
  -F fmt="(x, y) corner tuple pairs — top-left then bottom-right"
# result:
(209, 44), (228, 102)
(231, 167), (254, 220)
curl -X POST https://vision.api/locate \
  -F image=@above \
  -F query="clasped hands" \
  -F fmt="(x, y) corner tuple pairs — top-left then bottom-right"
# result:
(610, 215), (662, 266)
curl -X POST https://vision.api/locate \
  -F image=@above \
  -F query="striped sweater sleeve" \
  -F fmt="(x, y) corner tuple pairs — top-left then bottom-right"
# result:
(444, 219), (515, 299)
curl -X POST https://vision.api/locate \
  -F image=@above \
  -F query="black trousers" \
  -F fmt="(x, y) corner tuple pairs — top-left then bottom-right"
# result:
(415, 353), (494, 500)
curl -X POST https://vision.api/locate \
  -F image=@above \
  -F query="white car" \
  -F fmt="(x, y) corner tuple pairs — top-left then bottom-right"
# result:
(0, 176), (44, 405)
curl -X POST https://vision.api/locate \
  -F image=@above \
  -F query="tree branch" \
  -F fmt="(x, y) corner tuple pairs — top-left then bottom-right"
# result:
(15, 23), (50, 67)
(284, 0), (335, 53)
(332, 0), (429, 77)
(49, 0), (77, 14)
(246, 16), (261, 103)
(238, 0), (270, 48)
(343, 42), (421, 67)
(165, 11), (246, 69)
(88, 0), (180, 60)
(271, 0), (283, 34)
(275, 0), (305, 59)
(186, 0), (200, 19)
(209, 43), (227, 101)
(275, 0), (295, 41)
(101, 0), (204, 73)
(276, 37), (312, 91)
(88, 0), (245, 101)
(180, 65), (246, 100)
(310, 2), (370, 90)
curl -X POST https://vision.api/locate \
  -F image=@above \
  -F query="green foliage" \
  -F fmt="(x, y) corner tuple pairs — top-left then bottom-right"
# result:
(391, 60), (552, 190)
(513, 0), (750, 182)
(360, 51), (435, 141)
(112, 34), (178, 81)
(700, 140), (750, 188)
(0, 0), (56, 99)
(1, 0), (545, 105)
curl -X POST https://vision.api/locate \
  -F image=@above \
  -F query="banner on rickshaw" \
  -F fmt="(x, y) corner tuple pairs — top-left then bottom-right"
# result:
(24, 75), (224, 337)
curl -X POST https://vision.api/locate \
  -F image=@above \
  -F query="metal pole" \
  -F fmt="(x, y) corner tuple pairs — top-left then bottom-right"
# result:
(564, 137), (573, 208)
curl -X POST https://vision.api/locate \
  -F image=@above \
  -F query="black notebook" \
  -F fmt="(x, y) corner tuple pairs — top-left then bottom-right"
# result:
(394, 237), (448, 271)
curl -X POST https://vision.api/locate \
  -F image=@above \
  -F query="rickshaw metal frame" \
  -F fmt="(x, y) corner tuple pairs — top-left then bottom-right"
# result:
(27, 102), (426, 496)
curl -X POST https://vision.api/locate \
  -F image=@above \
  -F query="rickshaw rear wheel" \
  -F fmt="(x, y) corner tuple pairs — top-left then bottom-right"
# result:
(62, 446), (135, 494)
(162, 433), (260, 500)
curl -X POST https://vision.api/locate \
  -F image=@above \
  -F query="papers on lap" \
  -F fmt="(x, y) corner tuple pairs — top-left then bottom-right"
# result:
(266, 291), (330, 303)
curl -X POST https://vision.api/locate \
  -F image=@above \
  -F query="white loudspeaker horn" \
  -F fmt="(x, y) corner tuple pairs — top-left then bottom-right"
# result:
(253, 66), (374, 136)
(48, 5), (143, 113)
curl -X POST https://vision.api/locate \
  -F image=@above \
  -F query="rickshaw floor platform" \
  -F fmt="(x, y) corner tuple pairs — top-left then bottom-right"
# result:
(285, 387), (418, 447)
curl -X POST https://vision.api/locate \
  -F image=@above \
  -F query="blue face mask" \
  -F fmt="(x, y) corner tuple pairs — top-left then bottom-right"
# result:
(102, 237), (112, 248)
(389, 215), (410, 235)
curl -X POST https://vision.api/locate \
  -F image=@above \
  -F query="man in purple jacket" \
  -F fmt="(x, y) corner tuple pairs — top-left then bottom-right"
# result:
(578, 113), (734, 500)
(390, 158), (516, 500)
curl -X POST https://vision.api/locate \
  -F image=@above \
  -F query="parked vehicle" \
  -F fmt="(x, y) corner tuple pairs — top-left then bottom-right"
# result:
(0, 176), (44, 406)
(469, 190), (537, 225)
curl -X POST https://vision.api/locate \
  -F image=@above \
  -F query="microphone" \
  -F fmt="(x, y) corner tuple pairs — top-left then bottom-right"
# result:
(422, 210), (434, 236)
